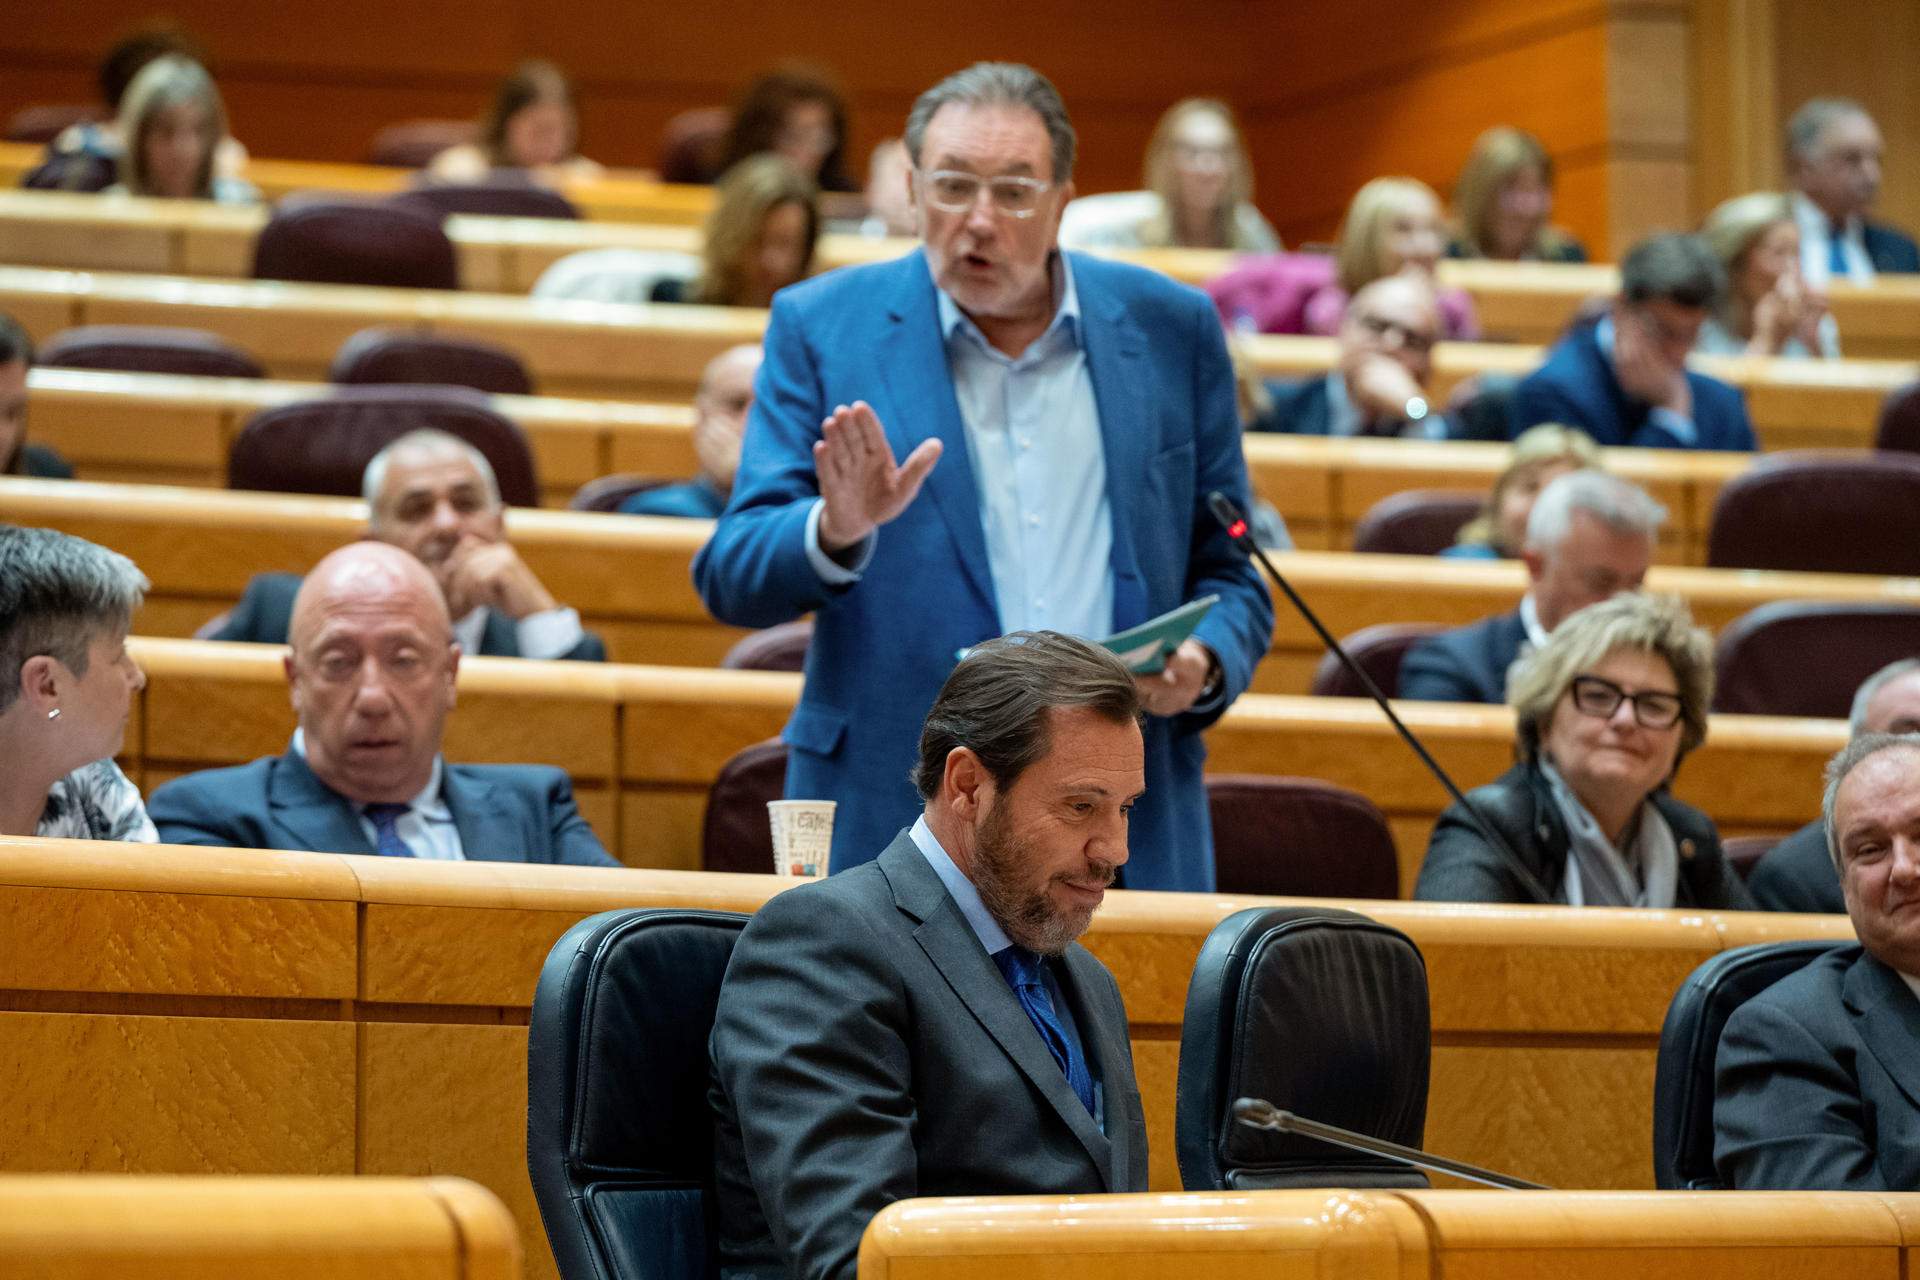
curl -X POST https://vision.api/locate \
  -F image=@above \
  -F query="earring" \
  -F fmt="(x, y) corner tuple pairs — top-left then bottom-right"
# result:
(46, 708), (60, 721)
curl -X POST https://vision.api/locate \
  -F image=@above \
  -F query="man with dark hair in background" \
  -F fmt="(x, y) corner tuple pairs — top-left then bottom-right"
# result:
(710, 630), (1149, 1280)
(0, 313), (73, 479)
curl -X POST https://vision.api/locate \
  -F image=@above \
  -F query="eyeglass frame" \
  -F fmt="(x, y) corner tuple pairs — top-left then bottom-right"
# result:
(1353, 311), (1438, 355)
(913, 167), (1057, 219)
(1566, 674), (1684, 730)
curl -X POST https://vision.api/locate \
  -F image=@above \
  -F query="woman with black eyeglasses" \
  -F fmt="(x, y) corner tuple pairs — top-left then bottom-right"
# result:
(1415, 592), (1753, 908)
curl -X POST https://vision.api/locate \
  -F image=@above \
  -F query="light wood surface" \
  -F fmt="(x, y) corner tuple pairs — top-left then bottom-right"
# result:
(858, 1188), (1920, 1280)
(0, 838), (1859, 1280)
(0, 1174), (520, 1280)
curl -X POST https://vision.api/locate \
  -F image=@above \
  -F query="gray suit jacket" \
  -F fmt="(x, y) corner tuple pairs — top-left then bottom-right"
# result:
(1715, 944), (1920, 1189)
(1746, 818), (1844, 915)
(708, 830), (1148, 1280)
(147, 749), (619, 866)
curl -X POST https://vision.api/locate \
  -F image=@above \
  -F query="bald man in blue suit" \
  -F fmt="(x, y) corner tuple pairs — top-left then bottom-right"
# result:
(693, 63), (1271, 893)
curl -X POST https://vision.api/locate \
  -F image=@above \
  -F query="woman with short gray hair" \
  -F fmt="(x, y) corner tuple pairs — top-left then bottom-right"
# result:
(1416, 592), (1751, 907)
(0, 526), (157, 842)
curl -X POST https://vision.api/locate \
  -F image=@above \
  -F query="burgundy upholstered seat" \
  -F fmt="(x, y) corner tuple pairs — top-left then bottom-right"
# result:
(366, 118), (477, 168)
(37, 325), (265, 379)
(329, 327), (533, 396)
(1309, 623), (1447, 699)
(393, 180), (579, 221)
(719, 620), (813, 673)
(1706, 450), (1920, 576)
(701, 738), (788, 874)
(252, 197), (459, 290)
(1350, 490), (1486, 557)
(1712, 600), (1920, 717)
(1205, 774), (1401, 899)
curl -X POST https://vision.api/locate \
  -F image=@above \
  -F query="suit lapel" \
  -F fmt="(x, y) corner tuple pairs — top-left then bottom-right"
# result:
(878, 252), (998, 623)
(1076, 258), (1152, 632)
(1845, 951), (1920, 1110)
(441, 766), (511, 861)
(879, 837), (1117, 1187)
(268, 751), (375, 855)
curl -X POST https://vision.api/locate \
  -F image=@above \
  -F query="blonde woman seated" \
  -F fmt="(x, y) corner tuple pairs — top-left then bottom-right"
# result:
(1697, 192), (1839, 359)
(0, 526), (154, 842)
(1060, 99), (1280, 252)
(106, 54), (257, 203)
(1446, 127), (1587, 263)
(651, 155), (819, 307)
(1304, 176), (1478, 340)
(1415, 593), (1752, 908)
(1442, 424), (1600, 560)
(428, 60), (605, 187)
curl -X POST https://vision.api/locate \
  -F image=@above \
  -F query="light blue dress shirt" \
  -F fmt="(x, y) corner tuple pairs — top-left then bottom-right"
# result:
(290, 729), (464, 860)
(805, 255), (1114, 641)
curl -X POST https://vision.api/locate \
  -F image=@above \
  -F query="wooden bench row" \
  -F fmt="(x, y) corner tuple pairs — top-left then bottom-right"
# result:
(2, 264), (1911, 442)
(6, 186), (1920, 361)
(0, 836), (1856, 1280)
(13, 477), (1917, 697)
(22, 367), (1749, 559)
(107, 634), (1845, 885)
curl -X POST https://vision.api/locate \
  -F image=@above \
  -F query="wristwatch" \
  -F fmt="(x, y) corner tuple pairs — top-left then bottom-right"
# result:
(1402, 396), (1430, 425)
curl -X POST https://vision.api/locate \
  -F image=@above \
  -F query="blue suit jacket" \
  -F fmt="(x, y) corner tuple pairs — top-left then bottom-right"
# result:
(619, 479), (729, 519)
(1251, 376), (1334, 436)
(692, 249), (1273, 891)
(1865, 222), (1920, 275)
(1512, 322), (1756, 451)
(147, 750), (620, 866)
(1399, 610), (1526, 704)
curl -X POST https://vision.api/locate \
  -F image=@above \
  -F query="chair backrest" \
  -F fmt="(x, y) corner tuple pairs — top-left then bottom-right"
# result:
(528, 907), (748, 1280)
(1309, 622), (1446, 698)
(367, 118), (477, 168)
(394, 180), (581, 221)
(253, 197), (459, 290)
(1350, 490), (1486, 556)
(1651, 939), (1849, 1189)
(1719, 836), (1778, 882)
(329, 327), (534, 396)
(571, 474), (674, 512)
(37, 325), (265, 379)
(719, 621), (813, 673)
(1873, 380), (1920, 455)
(657, 107), (730, 185)
(228, 386), (538, 505)
(1176, 905), (1431, 1191)
(1713, 600), (1920, 716)
(1706, 451), (1920, 576)
(531, 248), (702, 305)
(701, 739), (787, 875)
(1205, 775), (1399, 899)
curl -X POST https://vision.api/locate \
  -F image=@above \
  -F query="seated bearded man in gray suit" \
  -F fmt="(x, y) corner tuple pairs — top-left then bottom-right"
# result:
(709, 631), (1150, 1280)
(1715, 732), (1920, 1188)
(149, 541), (618, 866)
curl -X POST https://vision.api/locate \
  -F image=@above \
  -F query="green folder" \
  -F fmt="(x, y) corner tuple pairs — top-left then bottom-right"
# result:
(1099, 595), (1218, 674)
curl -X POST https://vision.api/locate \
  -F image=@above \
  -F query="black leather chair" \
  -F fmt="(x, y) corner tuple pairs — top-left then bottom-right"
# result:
(1651, 939), (1848, 1189)
(528, 907), (749, 1280)
(1176, 905), (1431, 1190)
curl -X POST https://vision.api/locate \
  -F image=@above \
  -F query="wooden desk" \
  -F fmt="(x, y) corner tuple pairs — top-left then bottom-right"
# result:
(0, 1175), (518, 1280)
(2, 265), (1913, 438)
(858, 1188), (1920, 1279)
(0, 838), (1860, 1280)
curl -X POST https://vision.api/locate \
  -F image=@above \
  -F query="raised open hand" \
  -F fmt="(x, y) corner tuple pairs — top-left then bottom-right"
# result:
(813, 401), (943, 553)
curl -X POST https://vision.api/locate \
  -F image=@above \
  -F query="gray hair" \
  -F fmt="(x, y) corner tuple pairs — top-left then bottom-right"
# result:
(1822, 731), (1920, 872)
(1788, 98), (1871, 162)
(1619, 233), (1725, 310)
(1849, 658), (1920, 737)
(1507, 592), (1713, 769)
(361, 429), (501, 511)
(904, 62), (1076, 184)
(0, 525), (148, 716)
(1523, 469), (1667, 553)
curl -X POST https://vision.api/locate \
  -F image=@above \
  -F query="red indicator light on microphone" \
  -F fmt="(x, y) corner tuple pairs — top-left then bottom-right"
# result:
(1227, 519), (1247, 539)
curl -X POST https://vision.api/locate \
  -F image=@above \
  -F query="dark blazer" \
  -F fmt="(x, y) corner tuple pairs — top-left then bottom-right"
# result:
(147, 749), (620, 866)
(1511, 321), (1757, 451)
(8, 442), (74, 478)
(617, 478), (728, 519)
(1414, 761), (1754, 907)
(1865, 222), (1920, 275)
(709, 830), (1147, 1280)
(692, 248), (1273, 890)
(209, 571), (607, 661)
(1252, 375), (1334, 436)
(1715, 944), (1920, 1189)
(1746, 818), (1844, 914)
(1399, 609), (1526, 704)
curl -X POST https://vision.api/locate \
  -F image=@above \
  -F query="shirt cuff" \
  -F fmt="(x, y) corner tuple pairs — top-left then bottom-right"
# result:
(515, 607), (586, 660)
(1647, 407), (1698, 447)
(804, 498), (874, 585)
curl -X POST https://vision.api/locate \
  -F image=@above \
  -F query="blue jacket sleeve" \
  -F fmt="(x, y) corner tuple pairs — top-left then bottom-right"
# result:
(542, 770), (622, 867)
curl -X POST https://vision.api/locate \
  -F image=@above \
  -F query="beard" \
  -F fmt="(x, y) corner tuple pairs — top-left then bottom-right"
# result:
(970, 797), (1117, 957)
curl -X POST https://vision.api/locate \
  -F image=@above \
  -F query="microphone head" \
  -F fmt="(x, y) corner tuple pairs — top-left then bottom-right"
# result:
(1207, 490), (1246, 535)
(1231, 1097), (1280, 1129)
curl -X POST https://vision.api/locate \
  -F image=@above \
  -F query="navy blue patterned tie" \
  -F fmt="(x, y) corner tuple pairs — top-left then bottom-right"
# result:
(1830, 227), (1850, 281)
(993, 944), (1095, 1117)
(362, 802), (417, 858)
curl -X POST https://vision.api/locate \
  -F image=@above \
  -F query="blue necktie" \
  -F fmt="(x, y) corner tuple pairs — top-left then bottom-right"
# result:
(1830, 227), (1851, 281)
(993, 945), (1095, 1117)
(362, 802), (417, 858)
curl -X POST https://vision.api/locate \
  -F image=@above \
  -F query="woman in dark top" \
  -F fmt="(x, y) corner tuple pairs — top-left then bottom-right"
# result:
(1416, 592), (1752, 908)
(715, 65), (855, 193)
(1447, 127), (1587, 264)
(0, 314), (74, 479)
(652, 155), (819, 308)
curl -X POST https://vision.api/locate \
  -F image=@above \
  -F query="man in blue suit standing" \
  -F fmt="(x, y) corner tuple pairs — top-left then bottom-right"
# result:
(694, 62), (1272, 891)
(1512, 234), (1756, 452)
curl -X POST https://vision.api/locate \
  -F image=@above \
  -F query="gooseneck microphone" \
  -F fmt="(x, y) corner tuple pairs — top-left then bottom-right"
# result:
(1232, 1098), (1548, 1189)
(1208, 491), (1552, 905)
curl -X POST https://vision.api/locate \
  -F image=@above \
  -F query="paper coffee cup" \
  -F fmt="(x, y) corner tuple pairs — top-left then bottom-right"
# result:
(768, 800), (835, 878)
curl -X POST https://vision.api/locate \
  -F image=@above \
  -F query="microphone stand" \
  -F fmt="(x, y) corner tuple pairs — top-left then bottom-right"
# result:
(1233, 1097), (1548, 1190)
(1208, 491), (1553, 905)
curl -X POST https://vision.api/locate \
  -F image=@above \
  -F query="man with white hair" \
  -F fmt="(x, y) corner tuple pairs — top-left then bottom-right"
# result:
(1400, 470), (1664, 703)
(1786, 98), (1919, 286)
(211, 429), (605, 660)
